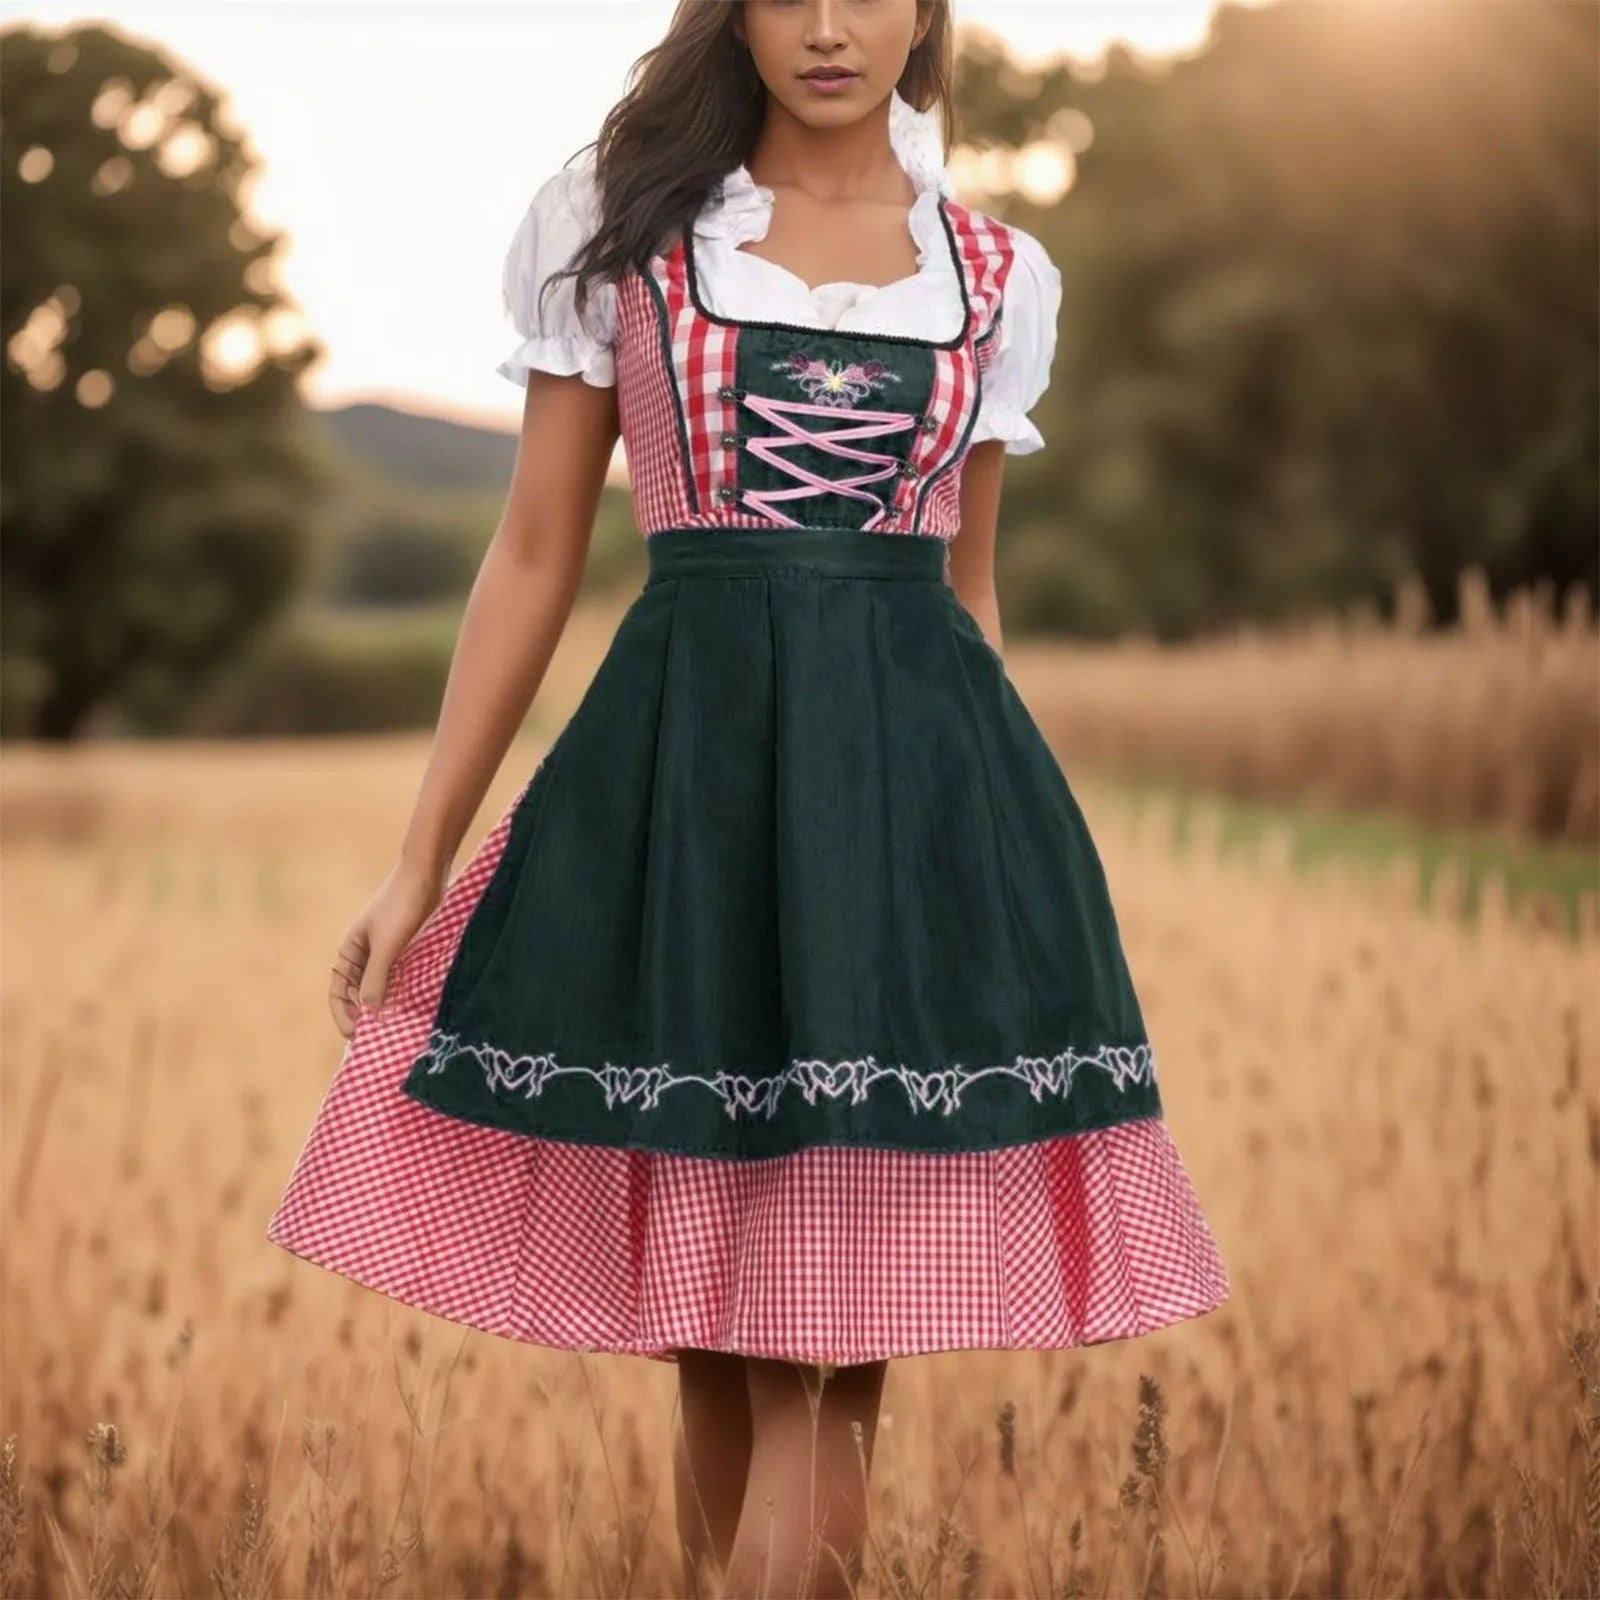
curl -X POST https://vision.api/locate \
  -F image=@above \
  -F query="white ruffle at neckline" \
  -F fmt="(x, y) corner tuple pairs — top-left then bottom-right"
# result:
(693, 87), (959, 327)
(494, 87), (1060, 454)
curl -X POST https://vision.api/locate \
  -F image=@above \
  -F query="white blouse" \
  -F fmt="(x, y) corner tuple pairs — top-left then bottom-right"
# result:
(497, 90), (1063, 456)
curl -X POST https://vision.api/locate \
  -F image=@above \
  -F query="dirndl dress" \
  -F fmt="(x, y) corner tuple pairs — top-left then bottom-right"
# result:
(266, 190), (1231, 1366)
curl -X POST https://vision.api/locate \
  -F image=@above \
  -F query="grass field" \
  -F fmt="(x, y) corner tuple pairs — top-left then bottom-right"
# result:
(1079, 773), (1598, 941)
(2, 663), (1595, 1596)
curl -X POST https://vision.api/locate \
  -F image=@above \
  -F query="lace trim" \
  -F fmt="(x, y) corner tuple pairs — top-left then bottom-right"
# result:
(887, 87), (955, 200)
(413, 1026), (1157, 1120)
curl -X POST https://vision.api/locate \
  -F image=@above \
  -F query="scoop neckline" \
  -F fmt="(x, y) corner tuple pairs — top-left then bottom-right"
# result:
(680, 195), (973, 352)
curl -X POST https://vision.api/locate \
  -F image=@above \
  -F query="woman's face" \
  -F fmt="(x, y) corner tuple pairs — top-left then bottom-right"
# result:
(736, 0), (927, 131)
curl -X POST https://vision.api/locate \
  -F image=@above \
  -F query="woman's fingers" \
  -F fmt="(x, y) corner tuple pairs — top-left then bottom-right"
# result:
(325, 869), (438, 1039)
(328, 929), (369, 1038)
(331, 941), (365, 983)
(358, 945), (394, 1012)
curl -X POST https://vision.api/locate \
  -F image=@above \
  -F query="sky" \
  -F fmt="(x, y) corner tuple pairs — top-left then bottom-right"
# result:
(6, 2), (1248, 427)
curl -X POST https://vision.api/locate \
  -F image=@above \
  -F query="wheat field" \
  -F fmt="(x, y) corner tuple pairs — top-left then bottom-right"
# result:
(1, 613), (1596, 1598)
(1004, 572), (1600, 849)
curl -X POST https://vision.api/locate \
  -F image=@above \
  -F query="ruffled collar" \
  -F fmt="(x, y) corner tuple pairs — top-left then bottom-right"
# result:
(697, 86), (954, 259)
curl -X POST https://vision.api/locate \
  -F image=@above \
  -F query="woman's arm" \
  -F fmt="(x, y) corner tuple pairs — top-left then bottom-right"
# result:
(950, 437), (1007, 661)
(329, 371), (620, 1035)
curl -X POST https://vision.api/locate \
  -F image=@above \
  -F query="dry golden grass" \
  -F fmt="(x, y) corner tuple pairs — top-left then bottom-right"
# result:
(1006, 570), (1599, 847)
(1, 611), (1596, 1598)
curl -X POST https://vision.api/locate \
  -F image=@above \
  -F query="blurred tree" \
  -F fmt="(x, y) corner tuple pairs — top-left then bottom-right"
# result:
(326, 517), (481, 608)
(0, 22), (325, 738)
(956, 0), (1599, 636)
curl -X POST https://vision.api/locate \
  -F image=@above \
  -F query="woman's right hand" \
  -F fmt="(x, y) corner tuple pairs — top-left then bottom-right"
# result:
(327, 859), (449, 1039)
(320, 357), (617, 1043)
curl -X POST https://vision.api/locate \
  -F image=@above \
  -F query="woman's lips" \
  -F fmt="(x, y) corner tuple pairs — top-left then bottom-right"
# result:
(800, 69), (858, 93)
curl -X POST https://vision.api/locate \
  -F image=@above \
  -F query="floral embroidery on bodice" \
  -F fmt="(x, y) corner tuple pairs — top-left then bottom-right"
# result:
(611, 193), (1021, 541)
(775, 352), (901, 406)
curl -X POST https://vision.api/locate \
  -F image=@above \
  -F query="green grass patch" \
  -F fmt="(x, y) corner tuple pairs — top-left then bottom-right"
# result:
(1080, 770), (1598, 941)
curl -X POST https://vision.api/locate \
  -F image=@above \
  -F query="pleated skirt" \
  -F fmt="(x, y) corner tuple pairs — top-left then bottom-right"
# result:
(266, 526), (1230, 1364)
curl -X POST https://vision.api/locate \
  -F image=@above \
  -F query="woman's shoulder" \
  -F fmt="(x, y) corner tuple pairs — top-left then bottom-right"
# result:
(503, 147), (605, 300)
(942, 198), (1059, 296)
(498, 147), (617, 389)
(517, 146), (603, 237)
(950, 206), (1063, 456)
(995, 220), (1061, 339)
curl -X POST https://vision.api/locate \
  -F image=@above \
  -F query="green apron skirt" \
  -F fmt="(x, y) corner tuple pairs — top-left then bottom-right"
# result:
(399, 525), (1162, 1159)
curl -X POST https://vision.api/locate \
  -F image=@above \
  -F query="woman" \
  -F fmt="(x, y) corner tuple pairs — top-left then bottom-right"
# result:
(267, 2), (1231, 1595)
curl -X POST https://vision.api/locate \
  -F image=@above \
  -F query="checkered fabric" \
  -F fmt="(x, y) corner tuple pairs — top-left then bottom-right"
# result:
(919, 206), (1012, 533)
(612, 198), (1015, 541)
(266, 774), (1233, 1365)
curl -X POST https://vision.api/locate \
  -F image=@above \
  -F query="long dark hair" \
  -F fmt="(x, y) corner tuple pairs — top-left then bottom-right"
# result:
(541, 0), (953, 336)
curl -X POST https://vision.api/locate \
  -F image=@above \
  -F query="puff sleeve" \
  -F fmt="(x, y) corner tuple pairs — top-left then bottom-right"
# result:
(968, 224), (1062, 455)
(497, 150), (619, 389)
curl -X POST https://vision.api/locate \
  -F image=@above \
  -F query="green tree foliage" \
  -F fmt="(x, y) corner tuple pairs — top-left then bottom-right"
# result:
(325, 517), (483, 608)
(961, 0), (1598, 637)
(1, 22), (325, 738)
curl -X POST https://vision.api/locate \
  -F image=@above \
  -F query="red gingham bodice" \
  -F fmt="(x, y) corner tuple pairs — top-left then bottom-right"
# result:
(614, 197), (1020, 541)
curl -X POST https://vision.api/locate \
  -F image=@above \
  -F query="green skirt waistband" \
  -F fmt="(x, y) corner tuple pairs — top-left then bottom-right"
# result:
(645, 526), (948, 585)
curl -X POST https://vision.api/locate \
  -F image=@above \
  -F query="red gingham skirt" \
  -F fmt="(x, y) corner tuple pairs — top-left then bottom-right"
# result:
(266, 772), (1232, 1366)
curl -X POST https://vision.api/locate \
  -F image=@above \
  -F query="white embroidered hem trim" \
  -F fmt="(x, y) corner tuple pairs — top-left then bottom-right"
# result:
(412, 1027), (1157, 1119)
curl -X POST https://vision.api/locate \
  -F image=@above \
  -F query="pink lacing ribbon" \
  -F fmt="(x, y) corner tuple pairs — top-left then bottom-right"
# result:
(735, 394), (920, 530)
